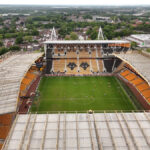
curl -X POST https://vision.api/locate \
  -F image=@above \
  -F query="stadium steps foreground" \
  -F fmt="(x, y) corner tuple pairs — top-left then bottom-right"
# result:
(3, 112), (150, 150)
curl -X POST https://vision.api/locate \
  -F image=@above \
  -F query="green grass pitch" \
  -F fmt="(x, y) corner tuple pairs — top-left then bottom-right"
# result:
(30, 76), (136, 112)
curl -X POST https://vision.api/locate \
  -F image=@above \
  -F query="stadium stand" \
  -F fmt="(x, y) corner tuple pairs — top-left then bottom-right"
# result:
(45, 41), (131, 74)
(136, 83), (150, 92)
(0, 113), (13, 125)
(124, 73), (137, 81)
(96, 46), (102, 57)
(142, 90), (150, 98)
(79, 59), (91, 74)
(0, 126), (10, 139)
(19, 66), (39, 97)
(18, 75), (41, 114)
(120, 69), (131, 76)
(45, 60), (52, 74)
(66, 50), (77, 58)
(108, 43), (130, 53)
(0, 113), (14, 149)
(98, 59), (103, 72)
(66, 59), (78, 74)
(91, 59), (99, 72)
(120, 68), (150, 105)
(2, 40), (150, 150)
(103, 59), (115, 72)
(91, 50), (96, 57)
(53, 59), (65, 72)
(3, 113), (150, 150)
(0, 144), (3, 149)
(148, 98), (150, 103)
(54, 46), (64, 55)
(79, 49), (90, 58)
(115, 53), (150, 84)
(130, 77), (144, 85)
(0, 52), (42, 115)
(114, 59), (122, 69)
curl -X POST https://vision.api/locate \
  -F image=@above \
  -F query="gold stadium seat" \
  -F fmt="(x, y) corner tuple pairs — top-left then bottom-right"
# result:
(66, 59), (78, 75)
(26, 72), (36, 80)
(0, 126), (10, 139)
(124, 73), (137, 81)
(79, 50), (89, 58)
(67, 51), (77, 58)
(20, 84), (27, 91)
(0, 143), (3, 149)
(136, 83), (150, 92)
(142, 90), (150, 98)
(147, 98), (150, 103)
(53, 59), (65, 72)
(22, 78), (31, 86)
(120, 70), (131, 77)
(98, 60), (103, 72)
(79, 59), (91, 74)
(0, 114), (13, 125)
(54, 48), (64, 55)
(130, 78), (144, 86)
(91, 59), (99, 72)
(91, 50), (96, 57)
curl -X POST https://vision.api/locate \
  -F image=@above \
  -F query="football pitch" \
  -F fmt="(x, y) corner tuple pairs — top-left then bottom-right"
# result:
(30, 76), (136, 112)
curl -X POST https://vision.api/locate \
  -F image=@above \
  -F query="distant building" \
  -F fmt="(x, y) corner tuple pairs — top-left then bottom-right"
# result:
(3, 39), (15, 48)
(78, 35), (84, 40)
(93, 16), (114, 23)
(126, 34), (150, 47)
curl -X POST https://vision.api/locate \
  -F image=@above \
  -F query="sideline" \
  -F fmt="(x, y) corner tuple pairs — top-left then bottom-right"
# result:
(115, 77), (142, 110)
(115, 77), (138, 110)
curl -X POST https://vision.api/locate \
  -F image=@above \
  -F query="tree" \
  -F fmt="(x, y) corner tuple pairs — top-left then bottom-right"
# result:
(0, 47), (9, 55)
(31, 29), (39, 36)
(0, 41), (3, 47)
(65, 35), (70, 40)
(90, 30), (97, 40)
(83, 14), (92, 20)
(15, 36), (23, 44)
(131, 41), (137, 49)
(0, 34), (3, 40)
(9, 45), (20, 51)
(146, 48), (150, 53)
(70, 32), (78, 40)
(24, 36), (33, 43)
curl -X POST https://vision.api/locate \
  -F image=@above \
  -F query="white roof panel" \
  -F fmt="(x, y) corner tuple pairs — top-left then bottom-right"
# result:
(44, 40), (130, 44)
(131, 34), (150, 41)
(0, 52), (42, 114)
(115, 53), (150, 85)
(3, 112), (150, 150)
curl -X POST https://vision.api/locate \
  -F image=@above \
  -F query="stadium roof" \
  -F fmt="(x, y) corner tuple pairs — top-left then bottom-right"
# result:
(3, 112), (150, 150)
(0, 52), (42, 115)
(115, 53), (150, 85)
(44, 40), (130, 44)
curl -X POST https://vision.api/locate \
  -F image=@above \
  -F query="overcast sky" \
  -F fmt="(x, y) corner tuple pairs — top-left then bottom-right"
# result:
(0, 0), (150, 5)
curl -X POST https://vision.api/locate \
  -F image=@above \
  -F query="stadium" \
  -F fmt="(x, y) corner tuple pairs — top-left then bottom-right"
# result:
(0, 39), (150, 149)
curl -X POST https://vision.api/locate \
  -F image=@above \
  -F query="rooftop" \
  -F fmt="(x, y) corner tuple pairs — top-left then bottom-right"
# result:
(44, 40), (130, 44)
(115, 52), (150, 85)
(3, 112), (150, 150)
(0, 52), (42, 114)
(130, 34), (150, 41)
